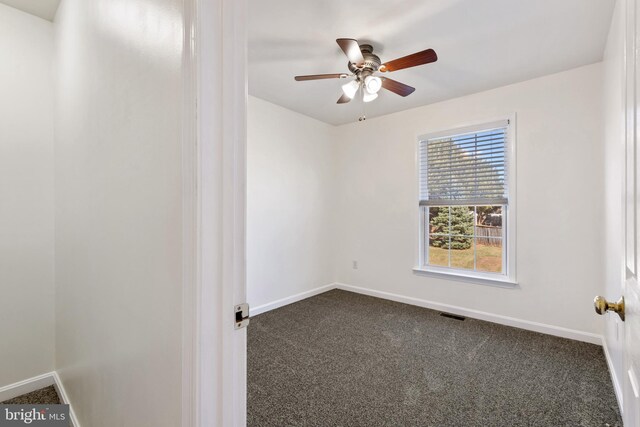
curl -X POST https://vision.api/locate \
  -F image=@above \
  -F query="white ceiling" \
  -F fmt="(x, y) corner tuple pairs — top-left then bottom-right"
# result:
(0, 0), (60, 21)
(248, 0), (616, 125)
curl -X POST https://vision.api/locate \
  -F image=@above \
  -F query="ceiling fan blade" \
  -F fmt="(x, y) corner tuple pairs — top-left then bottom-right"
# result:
(381, 77), (415, 97)
(337, 93), (352, 104)
(336, 38), (365, 67)
(295, 73), (348, 81)
(379, 49), (437, 73)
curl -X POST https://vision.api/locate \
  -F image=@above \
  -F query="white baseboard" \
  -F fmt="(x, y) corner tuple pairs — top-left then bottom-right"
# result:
(52, 372), (80, 427)
(251, 284), (335, 316)
(0, 371), (80, 427)
(602, 337), (624, 414)
(334, 282), (602, 345)
(251, 281), (601, 345)
(0, 372), (55, 402)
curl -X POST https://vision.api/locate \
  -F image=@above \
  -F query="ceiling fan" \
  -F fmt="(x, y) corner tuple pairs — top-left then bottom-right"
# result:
(294, 39), (438, 104)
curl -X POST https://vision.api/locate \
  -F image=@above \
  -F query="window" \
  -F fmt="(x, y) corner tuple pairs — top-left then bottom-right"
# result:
(417, 119), (515, 284)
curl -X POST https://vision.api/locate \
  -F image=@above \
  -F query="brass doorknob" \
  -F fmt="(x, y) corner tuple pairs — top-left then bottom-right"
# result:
(594, 296), (625, 321)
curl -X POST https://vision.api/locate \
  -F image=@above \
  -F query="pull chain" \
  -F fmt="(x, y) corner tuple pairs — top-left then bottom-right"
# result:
(359, 84), (366, 122)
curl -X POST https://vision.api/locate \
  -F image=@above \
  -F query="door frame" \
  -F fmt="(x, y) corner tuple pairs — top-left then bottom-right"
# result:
(182, 0), (248, 426)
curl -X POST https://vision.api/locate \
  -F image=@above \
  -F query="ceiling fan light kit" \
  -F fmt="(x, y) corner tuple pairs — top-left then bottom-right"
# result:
(294, 38), (438, 111)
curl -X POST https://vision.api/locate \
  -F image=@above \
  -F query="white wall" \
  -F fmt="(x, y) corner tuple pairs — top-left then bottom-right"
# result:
(602, 0), (626, 402)
(0, 4), (55, 388)
(333, 63), (605, 335)
(247, 96), (337, 309)
(54, 0), (184, 425)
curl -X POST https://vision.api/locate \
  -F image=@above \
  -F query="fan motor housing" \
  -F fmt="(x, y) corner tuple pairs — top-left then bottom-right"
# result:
(348, 44), (382, 80)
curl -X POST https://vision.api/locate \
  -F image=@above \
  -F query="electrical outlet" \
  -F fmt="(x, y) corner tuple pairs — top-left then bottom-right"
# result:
(352, 260), (358, 269)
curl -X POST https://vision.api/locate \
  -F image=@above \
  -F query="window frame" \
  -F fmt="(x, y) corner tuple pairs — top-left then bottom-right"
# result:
(414, 115), (517, 287)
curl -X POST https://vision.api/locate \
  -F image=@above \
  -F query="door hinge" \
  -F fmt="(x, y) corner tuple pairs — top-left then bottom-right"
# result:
(234, 303), (250, 329)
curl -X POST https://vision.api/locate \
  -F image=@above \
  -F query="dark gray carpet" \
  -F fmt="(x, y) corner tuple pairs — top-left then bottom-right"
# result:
(1, 386), (60, 405)
(248, 289), (622, 427)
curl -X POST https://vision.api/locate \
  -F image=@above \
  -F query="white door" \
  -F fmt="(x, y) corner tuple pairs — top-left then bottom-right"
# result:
(599, 0), (640, 424)
(624, 0), (640, 424)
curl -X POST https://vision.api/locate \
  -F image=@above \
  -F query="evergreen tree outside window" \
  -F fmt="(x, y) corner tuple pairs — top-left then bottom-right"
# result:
(417, 119), (514, 281)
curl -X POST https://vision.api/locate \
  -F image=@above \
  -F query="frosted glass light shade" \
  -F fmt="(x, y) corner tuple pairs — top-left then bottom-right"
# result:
(341, 80), (360, 99)
(363, 91), (378, 103)
(364, 76), (382, 94)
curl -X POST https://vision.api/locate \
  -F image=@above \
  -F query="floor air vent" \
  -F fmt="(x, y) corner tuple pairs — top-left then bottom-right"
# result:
(439, 312), (466, 321)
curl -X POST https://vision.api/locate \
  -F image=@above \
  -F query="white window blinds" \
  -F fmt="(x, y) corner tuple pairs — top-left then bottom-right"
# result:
(419, 120), (509, 206)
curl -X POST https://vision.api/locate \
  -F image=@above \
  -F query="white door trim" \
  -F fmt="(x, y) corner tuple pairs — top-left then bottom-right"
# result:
(182, 0), (248, 426)
(181, 0), (197, 425)
(221, 0), (248, 425)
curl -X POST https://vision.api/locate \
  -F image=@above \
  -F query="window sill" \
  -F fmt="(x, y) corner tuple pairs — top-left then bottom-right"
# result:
(412, 267), (519, 289)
